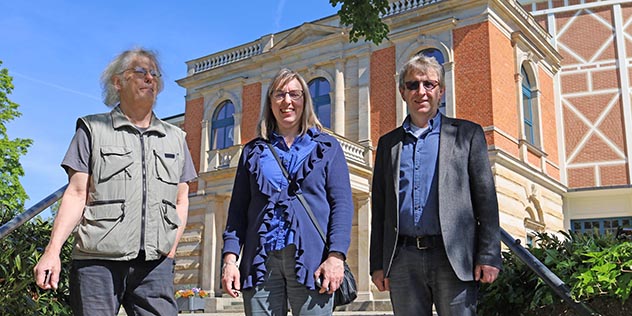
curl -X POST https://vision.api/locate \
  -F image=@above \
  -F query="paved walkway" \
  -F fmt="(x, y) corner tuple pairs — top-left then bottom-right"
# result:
(179, 312), (394, 316)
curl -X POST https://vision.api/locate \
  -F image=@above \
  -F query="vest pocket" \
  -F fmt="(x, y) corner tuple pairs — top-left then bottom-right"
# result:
(153, 149), (180, 185)
(77, 200), (129, 256)
(99, 146), (133, 181)
(157, 199), (180, 255)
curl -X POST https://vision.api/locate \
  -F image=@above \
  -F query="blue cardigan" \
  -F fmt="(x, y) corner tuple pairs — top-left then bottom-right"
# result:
(222, 128), (354, 290)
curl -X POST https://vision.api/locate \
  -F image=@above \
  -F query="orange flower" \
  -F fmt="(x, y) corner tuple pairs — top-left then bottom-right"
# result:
(175, 287), (209, 298)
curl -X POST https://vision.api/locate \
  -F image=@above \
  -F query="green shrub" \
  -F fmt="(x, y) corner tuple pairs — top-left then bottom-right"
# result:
(0, 217), (72, 315)
(479, 230), (632, 316)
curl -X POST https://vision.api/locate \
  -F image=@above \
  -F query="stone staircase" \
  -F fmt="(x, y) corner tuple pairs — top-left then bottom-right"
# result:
(118, 297), (396, 315)
(179, 297), (395, 315)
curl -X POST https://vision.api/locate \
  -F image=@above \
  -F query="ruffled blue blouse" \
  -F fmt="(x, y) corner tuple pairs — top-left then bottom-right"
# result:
(222, 128), (353, 290)
(262, 131), (316, 252)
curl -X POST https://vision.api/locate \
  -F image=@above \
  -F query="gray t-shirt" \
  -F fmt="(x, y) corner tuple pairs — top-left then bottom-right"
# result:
(61, 122), (197, 183)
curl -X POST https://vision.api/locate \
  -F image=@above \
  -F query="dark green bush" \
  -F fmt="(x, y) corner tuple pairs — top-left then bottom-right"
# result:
(479, 231), (632, 316)
(0, 216), (72, 315)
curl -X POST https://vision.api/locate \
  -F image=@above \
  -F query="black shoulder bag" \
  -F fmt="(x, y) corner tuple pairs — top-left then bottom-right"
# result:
(265, 142), (357, 307)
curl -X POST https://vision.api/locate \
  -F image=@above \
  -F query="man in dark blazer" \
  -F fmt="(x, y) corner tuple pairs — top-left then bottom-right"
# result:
(370, 55), (502, 315)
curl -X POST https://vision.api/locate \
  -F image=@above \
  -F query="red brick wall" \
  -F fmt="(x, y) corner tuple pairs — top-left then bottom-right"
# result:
(568, 167), (595, 188)
(561, 72), (588, 94)
(601, 164), (629, 186)
(547, 161), (561, 180)
(370, 46), (397, 149)
(527, 150), (541, 168)
(489, 23), (518, 149)
(627, 3), (632, 59)
(538, 68), (560, 180)
(184, 97), (204, 192)
(556, 4), (629, 187)
(453, 22), (495, 144)
(241, 82), (261, 143)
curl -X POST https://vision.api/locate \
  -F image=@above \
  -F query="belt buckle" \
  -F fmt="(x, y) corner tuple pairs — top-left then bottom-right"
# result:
(416, 237), (429, 250)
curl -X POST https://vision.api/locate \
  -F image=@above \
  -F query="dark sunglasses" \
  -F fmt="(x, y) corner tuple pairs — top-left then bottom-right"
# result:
(404, 80), (439, 91)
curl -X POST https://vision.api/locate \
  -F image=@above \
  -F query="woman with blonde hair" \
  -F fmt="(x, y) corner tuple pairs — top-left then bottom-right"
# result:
(221, 68), (353, 315)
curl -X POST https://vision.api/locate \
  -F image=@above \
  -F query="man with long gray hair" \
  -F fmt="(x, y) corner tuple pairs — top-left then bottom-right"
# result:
(34, 48), (196, 315)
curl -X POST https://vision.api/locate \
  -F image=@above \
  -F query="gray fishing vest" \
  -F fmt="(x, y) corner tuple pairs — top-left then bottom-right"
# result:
(72, 106), (186, 261)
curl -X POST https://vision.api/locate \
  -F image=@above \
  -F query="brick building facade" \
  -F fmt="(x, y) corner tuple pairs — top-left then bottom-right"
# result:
(173, 0), (632, 310)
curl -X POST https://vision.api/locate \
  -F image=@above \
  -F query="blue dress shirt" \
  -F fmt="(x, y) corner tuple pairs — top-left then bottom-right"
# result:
(398, 113), (442, 237)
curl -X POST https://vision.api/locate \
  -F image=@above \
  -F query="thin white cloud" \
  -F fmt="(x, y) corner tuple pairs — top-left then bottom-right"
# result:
(12, 71), (101, 102)
(274, 0), (287, 32)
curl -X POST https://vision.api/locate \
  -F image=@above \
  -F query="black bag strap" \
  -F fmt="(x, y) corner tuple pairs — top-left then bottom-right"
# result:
(265, 142), (328, 249)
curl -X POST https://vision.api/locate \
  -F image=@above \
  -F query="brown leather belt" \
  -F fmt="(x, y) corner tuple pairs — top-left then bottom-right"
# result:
(398, 235), (442, 250)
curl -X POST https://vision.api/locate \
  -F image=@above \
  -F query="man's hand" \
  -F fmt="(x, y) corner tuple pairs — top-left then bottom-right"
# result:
(371, 269), (390, 291)
(475, 264), (499, 284)
(34, 250), (61, 290)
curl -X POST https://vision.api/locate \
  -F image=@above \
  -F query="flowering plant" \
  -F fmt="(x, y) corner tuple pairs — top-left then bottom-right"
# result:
(175, 287), (210, 299)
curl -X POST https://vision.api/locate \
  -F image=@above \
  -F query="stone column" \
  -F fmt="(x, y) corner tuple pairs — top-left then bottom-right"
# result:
(334, 61), (345, 135)
(200, 119), (210, 173)
(357, 56), (371, 145)
(232, 112), (242, 145)
(214, 197), (229, 296)
(200, 194), (218, 296)
(355, 193), (372, 301)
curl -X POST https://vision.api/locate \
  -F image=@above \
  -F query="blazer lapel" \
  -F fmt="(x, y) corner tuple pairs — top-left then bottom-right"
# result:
(439, 115), (458, 189)
(390, 136), (402, 196)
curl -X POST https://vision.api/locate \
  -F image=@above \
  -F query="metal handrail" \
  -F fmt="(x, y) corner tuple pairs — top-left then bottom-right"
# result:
(500, 228), (601, 316)
(0, 184), (67, 240)
(0, 185), (602, 315)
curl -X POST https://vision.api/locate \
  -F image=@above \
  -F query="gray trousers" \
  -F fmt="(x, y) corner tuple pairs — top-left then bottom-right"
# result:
(69, 253), (177, 316)
(388, 243), (478, 316)
(242, 245), (333, 316)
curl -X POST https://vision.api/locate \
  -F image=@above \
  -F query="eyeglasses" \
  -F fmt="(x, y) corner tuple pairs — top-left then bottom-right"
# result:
(404, 80), (439, 91)
(122, 66), (161, 78)
(273, 90), (303, 101)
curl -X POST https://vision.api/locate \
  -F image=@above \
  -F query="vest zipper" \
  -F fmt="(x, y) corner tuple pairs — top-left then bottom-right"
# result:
(140, 133), (147, 253)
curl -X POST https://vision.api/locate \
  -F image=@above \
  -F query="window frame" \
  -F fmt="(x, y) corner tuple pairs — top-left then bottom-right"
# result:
(571, 217), (632, 235)
(210, 100), (235, 150)
(521, 66), (536, 145)
(308, 77), (331, 128)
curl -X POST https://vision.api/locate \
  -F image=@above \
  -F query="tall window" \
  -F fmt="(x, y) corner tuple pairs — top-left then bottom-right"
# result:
(308, 78), (331, 128)
(211, 101), (234, 150)
(522, 67), (535, 144)
(419, 48), (446, 114)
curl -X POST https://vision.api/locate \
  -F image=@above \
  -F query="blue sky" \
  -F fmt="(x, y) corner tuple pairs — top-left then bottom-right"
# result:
(1, 1), (339, 217)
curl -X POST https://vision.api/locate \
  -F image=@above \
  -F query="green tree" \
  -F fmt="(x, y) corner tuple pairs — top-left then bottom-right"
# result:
(0, 61), (72, 315)
(0, 61), (32, 223)
(331, 0), (391, 45)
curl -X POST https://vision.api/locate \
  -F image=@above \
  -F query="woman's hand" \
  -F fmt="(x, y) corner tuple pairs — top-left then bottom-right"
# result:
(221, 254), (241, 298)
(314, 252), (345, 294)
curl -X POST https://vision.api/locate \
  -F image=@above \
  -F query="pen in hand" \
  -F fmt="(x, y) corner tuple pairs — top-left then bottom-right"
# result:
(44, 270), (51, 286)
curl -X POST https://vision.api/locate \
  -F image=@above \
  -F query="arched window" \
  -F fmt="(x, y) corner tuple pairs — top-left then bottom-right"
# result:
(211, 101), (234, 150)
(521, 66), (536, 144)
(308, 78), (331, 128)
(418, 48), (446, 114)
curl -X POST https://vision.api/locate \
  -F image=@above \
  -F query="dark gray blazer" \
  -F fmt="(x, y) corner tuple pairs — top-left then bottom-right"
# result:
(369, 114), (502, 281)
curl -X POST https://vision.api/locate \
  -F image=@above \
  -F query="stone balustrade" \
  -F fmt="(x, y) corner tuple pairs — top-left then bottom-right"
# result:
(190, 43), (262, 74)
(205, 135), (369, 173)
(382, 0), (440, 17)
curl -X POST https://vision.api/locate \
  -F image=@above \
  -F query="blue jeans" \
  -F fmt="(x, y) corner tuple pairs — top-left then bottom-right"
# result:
(69, 253), (177, 316)
(388, 243), (478, 316)
(242, 245), (333, 316)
